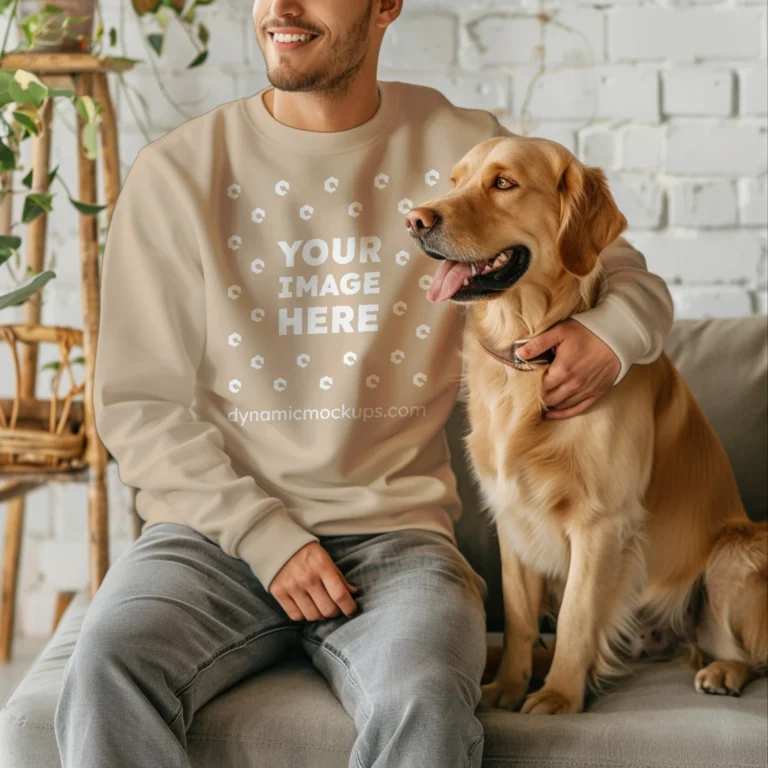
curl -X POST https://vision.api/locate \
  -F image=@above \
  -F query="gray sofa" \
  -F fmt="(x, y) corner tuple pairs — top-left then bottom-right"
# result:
(2, 316), (767, 767)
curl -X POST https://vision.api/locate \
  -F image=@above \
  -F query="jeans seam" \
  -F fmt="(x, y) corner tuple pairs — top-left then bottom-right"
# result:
(174, 624), (299, 699)
(303, 636), (372, 719)
(469, 730), (485, 764)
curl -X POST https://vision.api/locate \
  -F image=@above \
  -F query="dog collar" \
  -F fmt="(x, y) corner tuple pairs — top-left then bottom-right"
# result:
(477, 337), (556, 371)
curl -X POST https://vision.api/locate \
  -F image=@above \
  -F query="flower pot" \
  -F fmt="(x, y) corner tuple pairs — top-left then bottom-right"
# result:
(16, 0), (97, 53)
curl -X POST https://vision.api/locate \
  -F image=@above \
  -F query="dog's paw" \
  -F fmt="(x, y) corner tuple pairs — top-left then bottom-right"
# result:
(695, 661), (748, 697)
(479, 679), (529, 710)
(520, 686), (582, 715)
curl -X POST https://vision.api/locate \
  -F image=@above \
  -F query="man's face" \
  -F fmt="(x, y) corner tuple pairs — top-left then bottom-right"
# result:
(253, 0), (375, 94)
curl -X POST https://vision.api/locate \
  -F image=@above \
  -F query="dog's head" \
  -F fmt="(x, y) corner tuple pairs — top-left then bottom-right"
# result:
(406, 136), (628, 304)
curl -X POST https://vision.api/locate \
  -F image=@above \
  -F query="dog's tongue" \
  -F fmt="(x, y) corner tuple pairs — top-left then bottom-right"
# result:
(427, 259), (474, 302)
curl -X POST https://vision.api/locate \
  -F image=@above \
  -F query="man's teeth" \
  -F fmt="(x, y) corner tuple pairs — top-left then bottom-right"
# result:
(461, 252), (510, 286)
(274, 32), (314, 43)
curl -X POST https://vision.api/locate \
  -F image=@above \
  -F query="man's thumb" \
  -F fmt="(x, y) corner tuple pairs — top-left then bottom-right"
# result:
(516, 329), (560, 360)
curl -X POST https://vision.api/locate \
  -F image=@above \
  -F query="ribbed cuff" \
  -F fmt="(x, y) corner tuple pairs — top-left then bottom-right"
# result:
(236, 505), (319, 592)
(571, 294), (651, 386)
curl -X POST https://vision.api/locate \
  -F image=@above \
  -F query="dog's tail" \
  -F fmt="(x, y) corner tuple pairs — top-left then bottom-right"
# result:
(705, 520), (768, 670)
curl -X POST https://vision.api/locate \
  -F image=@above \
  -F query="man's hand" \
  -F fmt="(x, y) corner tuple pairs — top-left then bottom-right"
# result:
(516, 319), (621, 420)
(269, 541), (359, 621)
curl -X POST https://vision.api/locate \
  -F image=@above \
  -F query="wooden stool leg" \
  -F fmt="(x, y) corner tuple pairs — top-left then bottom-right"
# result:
(1, 99), (54, 662)
(93, 71), (122, 223)
(51, 590), (75, 634)
(88, 468), (108, 595)
(76, 72), (109, 593)
(0, 500), (24, 663)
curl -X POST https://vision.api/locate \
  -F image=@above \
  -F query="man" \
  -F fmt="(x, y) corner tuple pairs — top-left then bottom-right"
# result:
(54, 1), (674, 766)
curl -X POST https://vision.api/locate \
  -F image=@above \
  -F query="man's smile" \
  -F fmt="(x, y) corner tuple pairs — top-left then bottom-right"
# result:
(267, 27), (321, 51)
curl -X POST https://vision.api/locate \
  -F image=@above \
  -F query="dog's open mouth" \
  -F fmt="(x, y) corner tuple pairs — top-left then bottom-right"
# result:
(425, 246), (531, 303)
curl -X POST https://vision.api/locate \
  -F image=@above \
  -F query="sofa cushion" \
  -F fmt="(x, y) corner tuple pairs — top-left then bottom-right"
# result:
(663, 317), (767, 522)
(2, 589), (766, 768)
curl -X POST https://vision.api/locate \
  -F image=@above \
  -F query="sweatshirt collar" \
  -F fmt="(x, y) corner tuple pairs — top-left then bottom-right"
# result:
(240, 80), (400, 154)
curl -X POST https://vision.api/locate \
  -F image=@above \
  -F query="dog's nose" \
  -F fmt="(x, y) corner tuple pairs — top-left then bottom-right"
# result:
(405, 207), (438, 235)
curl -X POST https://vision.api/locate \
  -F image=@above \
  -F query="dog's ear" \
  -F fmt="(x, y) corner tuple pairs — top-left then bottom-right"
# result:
(555, 160), (627, 277)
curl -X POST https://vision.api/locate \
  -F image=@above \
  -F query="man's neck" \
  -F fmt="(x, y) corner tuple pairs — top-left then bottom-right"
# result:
(262, 75), (381, 134)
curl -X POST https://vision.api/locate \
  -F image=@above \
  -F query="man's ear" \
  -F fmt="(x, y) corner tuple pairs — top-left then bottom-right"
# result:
(555, 160), (628, 277)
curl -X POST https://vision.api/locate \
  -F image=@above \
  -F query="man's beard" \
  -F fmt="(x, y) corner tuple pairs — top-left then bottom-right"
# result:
(263, 2), (373, 96)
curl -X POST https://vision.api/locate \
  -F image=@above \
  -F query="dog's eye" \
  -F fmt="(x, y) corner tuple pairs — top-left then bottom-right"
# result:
(495, 176), (518, 190)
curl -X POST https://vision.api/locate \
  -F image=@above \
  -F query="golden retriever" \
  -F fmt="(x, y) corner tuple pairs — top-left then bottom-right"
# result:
(405, 135), (768, 714)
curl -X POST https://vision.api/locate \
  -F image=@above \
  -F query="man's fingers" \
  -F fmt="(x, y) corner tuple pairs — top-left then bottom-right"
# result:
(291, 589), (323, 622)
(277, 593), (304, 622)
(306, 578), (345, 619)
(545, 394), (599, 420)
(322, 571), (359, 617)
(543, 377), (583, 408)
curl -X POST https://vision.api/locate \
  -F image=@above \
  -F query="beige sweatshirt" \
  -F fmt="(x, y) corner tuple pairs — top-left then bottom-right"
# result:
(94, 80), (674, 590)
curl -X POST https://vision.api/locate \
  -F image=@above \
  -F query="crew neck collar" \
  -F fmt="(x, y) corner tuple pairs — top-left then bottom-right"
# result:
(240, 80), (400, 154)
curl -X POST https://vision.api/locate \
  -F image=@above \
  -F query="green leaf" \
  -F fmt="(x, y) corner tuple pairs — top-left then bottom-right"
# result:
(41, 360), (61, 372)
(22, 193), (54, 223)
(71, 355), (84, 365)
(0, 270), (56, 310)
(13, 110), (39, 136)
(0, 235), (22, 250)
(148, 33), (164, 56)
(21, 164), (59, 189)
(0, 70), (15, 108)
(9, 72), (48, 108)
(0, 141), (16, 173)
(109, 26), (117, 46)
(188, 49), (207, 69)
(198, 22), (209, 46)
(82, 122), (98, 160)
(69, 197), (106, 215)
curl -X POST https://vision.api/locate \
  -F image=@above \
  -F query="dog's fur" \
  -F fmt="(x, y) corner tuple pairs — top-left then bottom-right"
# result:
(410, 136), (768, 714)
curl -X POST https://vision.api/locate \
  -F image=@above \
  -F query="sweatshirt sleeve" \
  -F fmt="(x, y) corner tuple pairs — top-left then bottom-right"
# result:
(94, 146), (318, 591)
(570, 237), (675, 385)
(487, 114), (675, 386)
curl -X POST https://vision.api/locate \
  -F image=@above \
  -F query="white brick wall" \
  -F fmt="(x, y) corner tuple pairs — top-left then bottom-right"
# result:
(1, 0), (766, 639)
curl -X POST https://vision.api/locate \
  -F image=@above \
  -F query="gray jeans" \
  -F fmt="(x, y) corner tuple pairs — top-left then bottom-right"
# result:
(54, 522), (489, 767)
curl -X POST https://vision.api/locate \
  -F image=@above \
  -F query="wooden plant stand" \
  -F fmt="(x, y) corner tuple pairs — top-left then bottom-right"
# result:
(0, 53), (134, 662)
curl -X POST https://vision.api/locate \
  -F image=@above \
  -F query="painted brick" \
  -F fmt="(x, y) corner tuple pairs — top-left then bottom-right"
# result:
(390, 72), (510, 113)
(621, 124), (664, 171)
(608, 8), (763, 62)
(662, 68), (732, 117)
(670, 287), (754, 318)
(499, 118), (581, 154)
(579, 124), (620, 168)
(739, 66), (768, 116)
(630, 231), (764, 286)
(512, 66), (659, 122)
(38, 539), (90, 592)
(665, 121), (768, 176)
(380, 15), (457, 70)
(117, 68), (239, 132)
(462, 10), (604, 69)
(605, 173), (664, 229)
(739, 177), (768, 226)
(667, 180), (739, 228)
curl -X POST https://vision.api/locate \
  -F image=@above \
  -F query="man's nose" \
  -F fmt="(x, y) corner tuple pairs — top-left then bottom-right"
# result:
(405, 207), (438, 235)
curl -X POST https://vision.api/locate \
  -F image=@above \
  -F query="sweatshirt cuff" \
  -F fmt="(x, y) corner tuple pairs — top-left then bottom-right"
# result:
(571, 294), (651, 386)
(236, 505), (319, 592)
